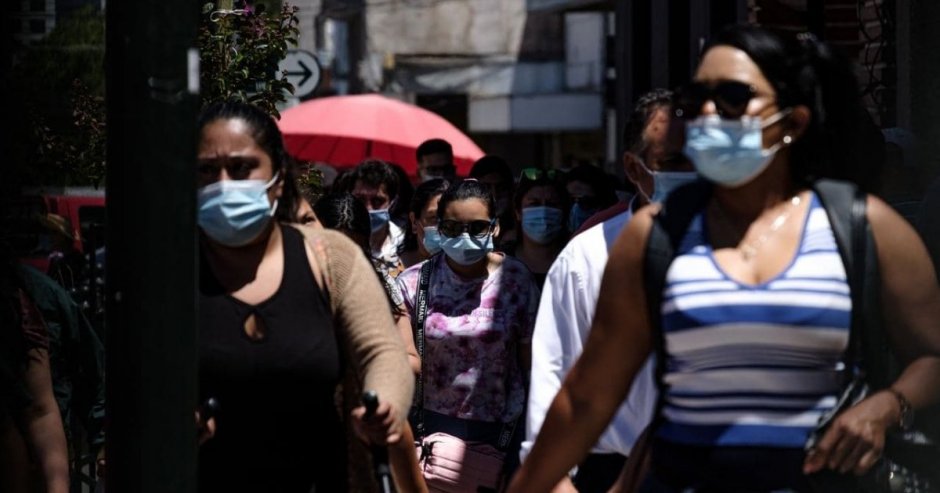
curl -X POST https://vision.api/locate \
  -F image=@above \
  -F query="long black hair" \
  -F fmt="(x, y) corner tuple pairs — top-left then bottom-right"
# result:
(197, 101), (303, 222)
(704, 25), (883, 190)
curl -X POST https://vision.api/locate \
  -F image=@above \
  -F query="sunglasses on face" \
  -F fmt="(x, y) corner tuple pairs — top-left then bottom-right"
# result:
(519, 167), (560, 182)
(673, 81), (772, 120)
(438, 219), (496, 238)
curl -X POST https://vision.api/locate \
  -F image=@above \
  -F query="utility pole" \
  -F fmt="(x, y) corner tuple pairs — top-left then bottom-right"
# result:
(105, 0), (200, 491)
(614, 0), (633, 165)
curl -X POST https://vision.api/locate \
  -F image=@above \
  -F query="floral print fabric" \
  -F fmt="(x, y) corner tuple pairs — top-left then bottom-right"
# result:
(398, 253), (539, 423)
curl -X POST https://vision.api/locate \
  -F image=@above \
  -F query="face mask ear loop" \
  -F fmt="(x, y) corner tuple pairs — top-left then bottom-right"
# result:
(760, 108), (793, 130)
(265, 172), (281, 216)
(760, 108), (794, 154)
(631, 155), (657, 204)
(264, 172), (281, 189)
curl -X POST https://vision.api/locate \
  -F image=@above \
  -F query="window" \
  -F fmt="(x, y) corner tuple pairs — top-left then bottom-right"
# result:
(30, 0), (45, 12)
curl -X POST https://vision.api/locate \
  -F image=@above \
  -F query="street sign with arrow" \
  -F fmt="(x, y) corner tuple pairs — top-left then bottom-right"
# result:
(279, 49), (321, 98)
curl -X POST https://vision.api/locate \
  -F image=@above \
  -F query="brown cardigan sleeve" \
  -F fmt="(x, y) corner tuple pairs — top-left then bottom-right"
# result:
(300, 227), (415, 421)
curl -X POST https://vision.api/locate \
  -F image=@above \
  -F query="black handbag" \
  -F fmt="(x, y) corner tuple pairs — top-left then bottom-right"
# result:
(804, 181), (940, 493)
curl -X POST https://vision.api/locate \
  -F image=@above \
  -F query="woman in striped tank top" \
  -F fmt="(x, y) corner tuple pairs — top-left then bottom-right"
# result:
(509, 25), (940, 492)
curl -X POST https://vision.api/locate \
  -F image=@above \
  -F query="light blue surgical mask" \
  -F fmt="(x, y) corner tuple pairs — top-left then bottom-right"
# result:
(521, 206), (564, 244)
(369, 208), (391, 234)
(422, 226), (443, 255)
(650, 171), (699, 203)
(637, 158), (699, 204)
(567, 203), (595, 233)
(683, 112), (789, 188)
(441, 232), (493, 266)
(197, 173), (279, 247)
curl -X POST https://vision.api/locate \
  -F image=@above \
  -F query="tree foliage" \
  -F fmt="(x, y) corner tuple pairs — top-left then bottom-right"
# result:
(198, 2), (300, 118)
(9, 5), (106, 187)
(10, 1), (302, 188)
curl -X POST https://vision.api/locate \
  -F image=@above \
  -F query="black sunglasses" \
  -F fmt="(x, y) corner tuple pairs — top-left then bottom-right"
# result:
(439, 219), (496, 238)
(673, 81), (770, 120)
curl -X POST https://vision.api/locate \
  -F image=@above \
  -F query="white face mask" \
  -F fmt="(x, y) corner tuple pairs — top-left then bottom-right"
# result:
(683, 111), (790, 188)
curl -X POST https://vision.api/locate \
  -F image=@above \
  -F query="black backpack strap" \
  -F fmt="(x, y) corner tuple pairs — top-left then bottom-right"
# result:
(644, 180), (712, 421)
(813, 180), (891, 388)
(812, 180), (865, 381)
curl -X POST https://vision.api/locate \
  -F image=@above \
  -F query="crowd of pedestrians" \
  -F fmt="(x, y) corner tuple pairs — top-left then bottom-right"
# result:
(4, 23), (940, 493)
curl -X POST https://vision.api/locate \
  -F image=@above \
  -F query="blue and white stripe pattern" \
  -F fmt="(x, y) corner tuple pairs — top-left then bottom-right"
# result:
(656, 193), (851, 448)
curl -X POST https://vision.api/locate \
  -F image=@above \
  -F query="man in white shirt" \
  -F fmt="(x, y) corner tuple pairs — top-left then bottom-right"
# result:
(522, 89), (695, 492)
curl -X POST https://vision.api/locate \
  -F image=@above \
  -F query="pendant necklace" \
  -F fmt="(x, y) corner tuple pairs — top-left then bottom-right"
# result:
(712, 194), (802, 261)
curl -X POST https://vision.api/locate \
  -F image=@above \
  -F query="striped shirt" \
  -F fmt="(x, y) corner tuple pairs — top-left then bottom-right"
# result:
(656, 192), (850, 448)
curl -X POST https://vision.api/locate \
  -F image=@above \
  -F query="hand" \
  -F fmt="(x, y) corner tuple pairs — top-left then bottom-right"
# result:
(96, 446), (106, 478)
(195, 410), (216, 446)
(803, 391), (898, 476)
(351, 400), (402, 446)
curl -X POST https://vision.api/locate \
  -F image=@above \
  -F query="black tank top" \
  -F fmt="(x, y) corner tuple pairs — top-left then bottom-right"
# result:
(198, 225), (345, 491)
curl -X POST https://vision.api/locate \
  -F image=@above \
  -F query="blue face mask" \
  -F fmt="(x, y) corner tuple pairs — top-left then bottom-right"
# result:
(683, 112), (789, 188)
(441, 232), (493, 266)
(369, 208), (391, 234)
(567, 203), (595, 233)
(521, 206), (564, 244)
(636, 156), (699, 204)
(422, 226), (443, 255)
(197, 174), (279, 247)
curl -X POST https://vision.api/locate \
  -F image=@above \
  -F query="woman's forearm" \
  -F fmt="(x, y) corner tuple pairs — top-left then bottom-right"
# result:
(889, 356), (940, 411)
(394, 313), (421, 375)
(22, 349), (69, 493)
(511, 382), (620, 492)
(25, 409), (69, 493)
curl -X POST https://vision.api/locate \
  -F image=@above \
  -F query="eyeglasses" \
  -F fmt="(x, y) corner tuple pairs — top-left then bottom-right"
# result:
(519, 168), (560, 182)
(438, 219), (496, 238)
(673, 81), (772, 120)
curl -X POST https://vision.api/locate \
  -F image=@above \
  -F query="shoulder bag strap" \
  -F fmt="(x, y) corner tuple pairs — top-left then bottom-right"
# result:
(812, 179), (867, 384)
(414, 259), (433, 439)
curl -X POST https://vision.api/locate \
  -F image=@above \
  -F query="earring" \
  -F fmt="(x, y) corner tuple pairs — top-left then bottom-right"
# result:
(783, 135), (793, 145)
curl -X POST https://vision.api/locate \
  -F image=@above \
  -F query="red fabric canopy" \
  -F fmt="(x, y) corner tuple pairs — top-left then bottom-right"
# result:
(278, 94), (484, 176)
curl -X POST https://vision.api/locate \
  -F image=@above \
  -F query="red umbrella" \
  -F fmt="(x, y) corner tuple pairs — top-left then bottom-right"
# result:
(278, 94), (484, 176)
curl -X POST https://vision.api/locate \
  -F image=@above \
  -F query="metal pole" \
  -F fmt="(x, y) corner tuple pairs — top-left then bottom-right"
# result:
(614, 0), (633, 165)
(105, 0), (200, 490)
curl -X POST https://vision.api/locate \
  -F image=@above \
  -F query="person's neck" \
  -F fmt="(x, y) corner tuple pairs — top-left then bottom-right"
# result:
(518, 237), (563, 274)
(203, 223), (279, 289)
(712, 157), (798, 222)
(445, 253), (490, 279)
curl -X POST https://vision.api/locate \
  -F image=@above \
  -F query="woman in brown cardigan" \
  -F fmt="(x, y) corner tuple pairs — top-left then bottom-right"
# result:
(195, 101), (414, 492)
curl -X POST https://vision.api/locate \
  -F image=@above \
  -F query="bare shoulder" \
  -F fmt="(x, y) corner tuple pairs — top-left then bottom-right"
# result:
(864, 194), (923, 252)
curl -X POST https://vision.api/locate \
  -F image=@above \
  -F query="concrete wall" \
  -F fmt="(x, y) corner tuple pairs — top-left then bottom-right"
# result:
(364, 0), (528, 56)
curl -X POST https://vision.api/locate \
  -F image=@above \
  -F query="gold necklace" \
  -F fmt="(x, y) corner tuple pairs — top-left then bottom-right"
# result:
(711, 194), (802, 261)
